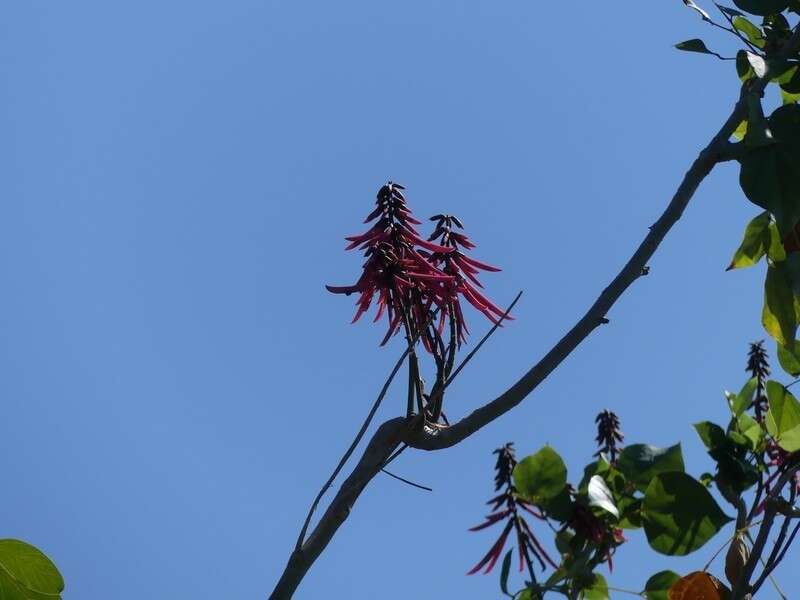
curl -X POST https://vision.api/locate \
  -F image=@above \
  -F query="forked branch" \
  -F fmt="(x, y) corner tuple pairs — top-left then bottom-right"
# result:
(270, 27), (800, 598)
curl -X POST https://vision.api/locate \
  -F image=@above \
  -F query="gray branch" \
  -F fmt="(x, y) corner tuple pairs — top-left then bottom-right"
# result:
(270, 26), (800, 599)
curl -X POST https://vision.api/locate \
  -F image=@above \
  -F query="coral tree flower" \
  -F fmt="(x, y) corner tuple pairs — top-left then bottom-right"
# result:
(326, 182), (456, 346)
(326, 183), (508, 349)
(468, 444), (556, 576)
(426, 214), (510, 346)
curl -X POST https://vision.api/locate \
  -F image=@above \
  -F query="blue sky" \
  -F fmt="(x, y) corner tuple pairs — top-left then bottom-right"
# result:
(1, 1), (796, 598)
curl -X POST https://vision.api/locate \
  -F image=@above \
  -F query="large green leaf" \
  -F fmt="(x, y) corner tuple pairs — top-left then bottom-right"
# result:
(732, 0), (789, 15)
(579, 573), (609, 600)
(617, 496), (643, 529)
(782, 88), (800, 105)
(778, 341), (800, 375)
(0, 540), (64, 600)
(693, 421), (727, 449)
(765, 380), (800, 451)
(733, 16), (766, 47)
(732, 377), (758, 415)
(737, 413), (763, 450)
(763, 262), (797, 346)
(736, 50), (755, 81)
(694, 422), (759, 495)
(641, 472), (732, 555)
(643, 570), (681, 600)
(727, 211), (771, 269)
(617, 444), (685, 491)
(513, 446), (567, 502)
(782, 65), (800, 94)
(739, 105), (800, 234)
(768, 220), (787, 261)
(675, 39), (717, 55)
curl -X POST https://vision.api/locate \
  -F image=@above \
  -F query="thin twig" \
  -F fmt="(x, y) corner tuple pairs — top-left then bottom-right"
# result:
(732, 467), (796, 599)
(294, 309), (438, 550)
(772, 520), (800, 573)
(444, 291), (523, 390)
(379, 468), (433, 491)
(751, 480), (798, 595)
(712, 3), (764, 54)
(271, 25), (800, 599)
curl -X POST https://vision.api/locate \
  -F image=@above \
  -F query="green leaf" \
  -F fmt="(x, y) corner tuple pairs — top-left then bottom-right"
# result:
(782, 65), (800, 94)
(765, 380), (800, 451)
(737, 413), (763, 450)
(643, 570), (681, 600)
(737, 50), (754, 81)
(641, 472), (732, 555)
(0, 539), (64, 600)
(513, 446), (567, 502)
(675, 39), (716, 55)
(775, 64), (798, 86)
(579, 573), (609, 600)
(618, 444), (685, 491)
(739, 105), (800, 235)
(500, 549), (512, 595)
(768, 220), (787, 262)
(732, 0), (789, 16)
(617, 496), (643, 529)
(587, 475), (619, 518)
(694, 421), (728, 449)
(541, 484), (574, 522)
(778, 341), (800, 376)
(727, 211), (771, 269)
(699, 472), (715, 487)
(733, 376), (758, 415)
(763, 262), (797, 346)
(733, 16), (766, 47)
(781, 88), (800, 105)
(728, 430), (749, 446)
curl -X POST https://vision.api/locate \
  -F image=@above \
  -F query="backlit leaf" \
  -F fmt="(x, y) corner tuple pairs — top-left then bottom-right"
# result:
(513, 446), (567, 502)
(642, 473), (732, 555)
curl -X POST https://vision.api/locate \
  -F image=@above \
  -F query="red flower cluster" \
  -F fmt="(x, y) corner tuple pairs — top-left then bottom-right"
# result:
(426, 214), (511, 346)
(326, 182), (506, 349)
(468, 444), (557, 576)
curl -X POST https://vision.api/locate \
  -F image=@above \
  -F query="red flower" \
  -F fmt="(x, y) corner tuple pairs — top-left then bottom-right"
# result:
(468, 445), (557, 577)
(327, 185), (511, 355)
(426, 214), (510, 346)
(326, 183), (455, 346)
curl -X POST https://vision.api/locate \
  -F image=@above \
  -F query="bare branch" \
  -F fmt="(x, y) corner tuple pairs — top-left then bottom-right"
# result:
(402, 97), (748, 451)
(294, 310), (437, 550)
(380, 467), (433, 491)
(271, 416), (409, 599)
(271, 24), (800, 600)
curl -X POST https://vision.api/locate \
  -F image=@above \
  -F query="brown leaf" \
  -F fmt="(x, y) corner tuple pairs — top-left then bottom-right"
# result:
(724, 535), (749, 588)
(669, 571), (732, 600)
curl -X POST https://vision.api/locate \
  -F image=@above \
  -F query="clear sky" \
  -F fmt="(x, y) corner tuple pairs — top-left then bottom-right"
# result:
(1, 1), (796, 599)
